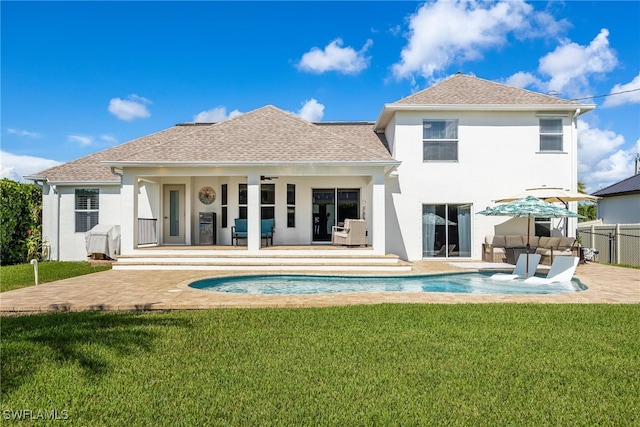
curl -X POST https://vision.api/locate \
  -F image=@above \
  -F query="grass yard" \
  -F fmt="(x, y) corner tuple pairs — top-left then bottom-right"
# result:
(0, 262), (111, 292)
(2, 304), (638, 425)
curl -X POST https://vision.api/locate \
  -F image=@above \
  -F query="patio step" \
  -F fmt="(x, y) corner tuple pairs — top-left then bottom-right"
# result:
(113, 253), (412, 272)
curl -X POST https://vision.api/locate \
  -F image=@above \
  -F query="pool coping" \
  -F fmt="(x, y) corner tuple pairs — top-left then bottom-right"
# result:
(0, 261), (638, 315)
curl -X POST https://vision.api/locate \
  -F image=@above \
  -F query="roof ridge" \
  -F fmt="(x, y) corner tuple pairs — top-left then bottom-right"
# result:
(109, 122), (219, 160)
(238, 105), (389, 161)
(392, 73), (584, 106)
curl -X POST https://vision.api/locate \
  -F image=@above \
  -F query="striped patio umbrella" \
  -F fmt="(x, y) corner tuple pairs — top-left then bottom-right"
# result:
(477, 196), (581, 277)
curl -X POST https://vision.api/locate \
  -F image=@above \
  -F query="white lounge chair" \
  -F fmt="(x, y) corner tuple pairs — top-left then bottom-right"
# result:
(491, 253), (541, 281)
(524, 256), (579, 284)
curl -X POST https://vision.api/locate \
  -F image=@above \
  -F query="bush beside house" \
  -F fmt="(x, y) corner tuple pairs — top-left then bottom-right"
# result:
(0, 178), (43, 265)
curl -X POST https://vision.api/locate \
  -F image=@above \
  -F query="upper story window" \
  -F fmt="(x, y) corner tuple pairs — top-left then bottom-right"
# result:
(423, 119), (458, 161)
(75, 189), (99, 232)
(539, 118), (563, 152)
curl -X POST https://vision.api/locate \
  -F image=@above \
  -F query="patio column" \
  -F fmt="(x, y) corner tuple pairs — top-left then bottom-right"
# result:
(120, 172), (135, 255)
(371, 172), (386, 255)
(247, 173), (261, 253)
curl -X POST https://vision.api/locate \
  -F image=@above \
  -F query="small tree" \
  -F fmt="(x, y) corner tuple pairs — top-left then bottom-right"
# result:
(0, 178), (43, 265)
(577, 180), (597, 221)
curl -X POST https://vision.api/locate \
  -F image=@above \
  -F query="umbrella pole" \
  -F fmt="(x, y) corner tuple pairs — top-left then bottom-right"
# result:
(526, 215), (531, 278)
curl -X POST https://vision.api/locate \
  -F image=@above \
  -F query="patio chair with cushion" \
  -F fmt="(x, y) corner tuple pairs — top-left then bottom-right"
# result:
(331, 219), (367, 247)
(261, 218), (275, 246)
(231, 218), (247, 246)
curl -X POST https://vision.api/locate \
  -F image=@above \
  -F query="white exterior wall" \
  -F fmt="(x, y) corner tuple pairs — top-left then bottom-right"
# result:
(43, 184), (121, 261)
(385, 110), (578, 261)
(114, 165), (385, 255)
(597, 195), (640, 224)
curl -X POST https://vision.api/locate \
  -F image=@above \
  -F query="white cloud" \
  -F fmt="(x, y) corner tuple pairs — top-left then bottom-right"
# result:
(297, 38), (372, 75)
(100, 134), (118, 144)
(538, 29), (617, 97)
(504, 71), (543, 90)
(68, 134), (94, 146)
(297, 99), (325, 122)
(108, 94), (152, 121)
(0, 150), (61, 182)
(392, 0), (566, 81)
(602, 73), (640, 108)
(6, 128), (42, 138)
(577, 119), (637, 193)
(193, 106), (242, 123)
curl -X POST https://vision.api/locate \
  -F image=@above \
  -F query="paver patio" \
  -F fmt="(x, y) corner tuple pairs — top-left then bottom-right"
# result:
(1, 261), (638, 315)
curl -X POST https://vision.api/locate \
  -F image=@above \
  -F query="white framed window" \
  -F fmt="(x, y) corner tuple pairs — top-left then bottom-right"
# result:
(423, 119), (458, 161)
(287, 184), (295, 228)
(75, 189), (99, 232)
(539, 118), (563, 151)
(238, 183), (247, 219)
(261, 183), (275, 220)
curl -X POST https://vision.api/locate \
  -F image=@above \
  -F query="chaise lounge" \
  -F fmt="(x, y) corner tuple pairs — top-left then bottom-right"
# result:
(491, 253), (542, 280)
(524, 256), (579, 284)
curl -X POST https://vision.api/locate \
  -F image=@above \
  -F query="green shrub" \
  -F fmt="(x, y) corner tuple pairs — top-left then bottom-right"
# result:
(0, 178), (42, 265)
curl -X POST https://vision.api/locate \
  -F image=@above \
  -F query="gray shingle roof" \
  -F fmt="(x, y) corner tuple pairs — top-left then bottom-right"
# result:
(394, 73), (583, 106)
(29, 106), (394, 183)
(592, 174), (640, 196)
(115, 106), (393, 163)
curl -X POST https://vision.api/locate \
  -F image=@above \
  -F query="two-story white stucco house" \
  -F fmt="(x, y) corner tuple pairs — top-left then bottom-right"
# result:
(27, 74), (595, 269)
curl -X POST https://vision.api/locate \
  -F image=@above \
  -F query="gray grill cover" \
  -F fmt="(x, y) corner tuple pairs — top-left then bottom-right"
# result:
(85, 224), (121, 259)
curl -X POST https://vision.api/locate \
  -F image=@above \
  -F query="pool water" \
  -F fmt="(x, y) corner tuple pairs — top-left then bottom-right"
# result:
(189, 272), (586, 295)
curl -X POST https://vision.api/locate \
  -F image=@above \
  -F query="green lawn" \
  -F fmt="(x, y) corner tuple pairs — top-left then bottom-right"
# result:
(0, 261), (111, 292)
(2, 304), (638, 425)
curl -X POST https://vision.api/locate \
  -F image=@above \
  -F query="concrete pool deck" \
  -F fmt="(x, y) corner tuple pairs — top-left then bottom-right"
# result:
(0, 261), (638, 315)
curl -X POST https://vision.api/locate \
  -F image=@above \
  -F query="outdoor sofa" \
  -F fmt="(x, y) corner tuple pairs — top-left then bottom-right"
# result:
(482, 234), (578, 265)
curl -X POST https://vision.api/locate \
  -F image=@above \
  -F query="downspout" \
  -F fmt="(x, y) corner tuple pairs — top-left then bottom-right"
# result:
(110, 167), (123, 181)
(51, 183), (60, 261)
(570, 108), (581, 238)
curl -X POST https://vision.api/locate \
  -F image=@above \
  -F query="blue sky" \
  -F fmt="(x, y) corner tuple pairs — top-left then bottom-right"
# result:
(2, 1), (639, 193)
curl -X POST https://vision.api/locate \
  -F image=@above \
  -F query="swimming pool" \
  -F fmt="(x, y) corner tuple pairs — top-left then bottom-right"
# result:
(189, 272), (587, 295)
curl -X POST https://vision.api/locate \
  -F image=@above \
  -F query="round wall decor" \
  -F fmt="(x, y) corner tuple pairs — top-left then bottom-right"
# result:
(198, 186), (216, 204)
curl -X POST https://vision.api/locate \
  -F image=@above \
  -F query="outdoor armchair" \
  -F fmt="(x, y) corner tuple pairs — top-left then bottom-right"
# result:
(331, 219), (367, 246)
(231, 218), (247, 246)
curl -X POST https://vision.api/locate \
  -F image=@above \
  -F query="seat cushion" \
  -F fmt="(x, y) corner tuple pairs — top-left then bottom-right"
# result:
(559, 237), (575, 248)
(538, 236), (551, 248)
(505, 235), (524, 247)
(488, 235), (506, 248)
(548, 237), (562, 248)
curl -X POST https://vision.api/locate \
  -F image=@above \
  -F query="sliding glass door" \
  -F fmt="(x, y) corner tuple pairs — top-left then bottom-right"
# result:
(312, 188), (360, 242)
(422, 204), (471, 258)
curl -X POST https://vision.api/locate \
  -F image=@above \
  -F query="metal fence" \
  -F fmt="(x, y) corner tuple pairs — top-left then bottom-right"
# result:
(577, 224), (640, 266)
(138, 218), (158, 245)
